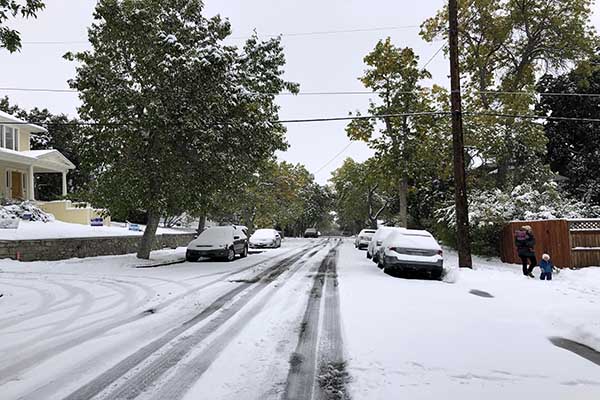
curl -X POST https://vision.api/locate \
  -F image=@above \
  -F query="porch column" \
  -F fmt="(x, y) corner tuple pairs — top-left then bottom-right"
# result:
(62, 171), (68, 197)
(28, 165), (35, 201)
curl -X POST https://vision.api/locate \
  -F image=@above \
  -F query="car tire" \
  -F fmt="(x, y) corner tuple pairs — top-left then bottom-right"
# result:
(378, 258), (385, 270)
(186, 254), (199, 262)
(240, 245), (248, 258)
(225, 247), (236, 262)
(366, 251), (371, 259)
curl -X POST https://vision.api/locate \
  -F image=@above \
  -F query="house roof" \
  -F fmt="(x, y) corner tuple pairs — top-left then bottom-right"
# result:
(0, 110), (48, 133)
(0, 147), (75, 171)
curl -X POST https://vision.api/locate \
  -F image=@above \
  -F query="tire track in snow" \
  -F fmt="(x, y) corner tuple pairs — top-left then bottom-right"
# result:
(315, 240), (349, 400)
(144, 243), (330, 400)
(59, 242), (325, 400)
(0, 247), (311, 385)
(283, 240), (348, 400)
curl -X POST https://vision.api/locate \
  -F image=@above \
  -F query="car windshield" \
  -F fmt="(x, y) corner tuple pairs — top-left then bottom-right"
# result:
(252, 229), (275, 239)
(197, 227), (232, 243)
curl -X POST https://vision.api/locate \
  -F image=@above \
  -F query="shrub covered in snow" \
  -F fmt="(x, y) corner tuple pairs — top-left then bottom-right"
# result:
(0, 201), (54, 222)
(435, 183), (600, 255)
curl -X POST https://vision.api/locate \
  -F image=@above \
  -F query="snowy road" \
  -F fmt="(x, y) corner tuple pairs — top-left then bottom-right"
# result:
(1, 238), (599, 399)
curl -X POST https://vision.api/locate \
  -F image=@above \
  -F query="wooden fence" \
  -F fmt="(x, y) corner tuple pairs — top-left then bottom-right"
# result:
(501, 219), (600, 268)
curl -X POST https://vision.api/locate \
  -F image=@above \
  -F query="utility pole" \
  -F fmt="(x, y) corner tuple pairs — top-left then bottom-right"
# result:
(448, 0), (473, 268)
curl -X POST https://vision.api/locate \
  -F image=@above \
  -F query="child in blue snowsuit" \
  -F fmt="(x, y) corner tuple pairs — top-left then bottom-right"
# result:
(540, 253), (553, 280)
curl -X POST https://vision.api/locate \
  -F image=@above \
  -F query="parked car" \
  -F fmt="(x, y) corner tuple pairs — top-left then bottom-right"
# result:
(304, 228), (319, 238)
(249, 228), (282, 248)
(354, 229), (377, 249)
(367, 226), (404, 262)
(378, 229), (443, 279)
(186, 226), (248, 262)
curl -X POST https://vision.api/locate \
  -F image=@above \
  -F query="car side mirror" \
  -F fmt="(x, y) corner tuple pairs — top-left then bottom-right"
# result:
(234, 236), (240, 240)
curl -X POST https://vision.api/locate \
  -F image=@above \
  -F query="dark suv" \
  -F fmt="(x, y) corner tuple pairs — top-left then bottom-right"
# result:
(303, 228), (319, 238)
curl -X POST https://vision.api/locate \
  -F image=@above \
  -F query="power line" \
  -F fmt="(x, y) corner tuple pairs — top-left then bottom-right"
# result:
(3, 110), (600, 128)
(314, 141), (353, 175)
(0, 111), (449, 128)
(277, 111), (448, 124)
(422, 44), (445, 69)
(20, 25), (422, 45)
(2, 86), (600, 99)
(477, 90), (600, 98)
(464, 111), (600, 123)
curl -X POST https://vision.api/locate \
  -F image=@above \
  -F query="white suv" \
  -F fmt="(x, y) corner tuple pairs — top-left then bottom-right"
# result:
(354, 229), (376, 249)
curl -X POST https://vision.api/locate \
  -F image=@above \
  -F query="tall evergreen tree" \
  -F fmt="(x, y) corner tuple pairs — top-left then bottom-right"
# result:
(537, 56), (600, 204)
(66, 0), (297, 258)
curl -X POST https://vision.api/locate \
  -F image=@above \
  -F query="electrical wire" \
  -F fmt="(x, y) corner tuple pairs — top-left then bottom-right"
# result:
(20, 25), (422, 45)
(3, 110), (600, 127)
(2, 86), (600, 99)
(422, 44), (446, 69)
(314, 141), (354, 175)
(464, 111), (600, 123)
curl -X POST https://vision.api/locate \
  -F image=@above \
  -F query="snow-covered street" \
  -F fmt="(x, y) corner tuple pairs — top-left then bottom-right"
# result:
(1, 238), (599, 399)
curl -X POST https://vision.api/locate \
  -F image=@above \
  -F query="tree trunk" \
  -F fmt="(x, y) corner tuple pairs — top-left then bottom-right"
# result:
(196, 211), (206, 234)
(398, 176), (408, 227)
(137, 211), (160, 259)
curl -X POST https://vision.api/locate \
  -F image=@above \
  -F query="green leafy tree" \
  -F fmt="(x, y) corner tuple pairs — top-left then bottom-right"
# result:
(0, 0), (44, 52)
(209, 160), (332, 237)
(330, 157), (395, 232)
(66, 0), (297, 258)
(421, 0), (598, 188)
(347, 39), (449, 227)
(537, 56), (600, 204)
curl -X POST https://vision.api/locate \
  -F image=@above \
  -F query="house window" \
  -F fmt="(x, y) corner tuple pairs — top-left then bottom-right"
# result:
(5, 127), (14, 150)
(0, 126), (3, 148)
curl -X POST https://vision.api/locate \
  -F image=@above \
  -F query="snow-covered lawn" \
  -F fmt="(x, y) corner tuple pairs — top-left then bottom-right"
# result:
(339, 242), (600, 399)
(0, 238), (599, 399)
(0, 220), (191, 240)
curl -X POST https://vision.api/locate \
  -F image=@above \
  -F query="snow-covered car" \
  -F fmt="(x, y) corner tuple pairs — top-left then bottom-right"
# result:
(354, 229), (376, 249)
(186, 226), (248, 262)
(367, 226), (404, 262)
(378, 229), (443, 279)
(304, 228), (319, 238)
(249, 228), (282, 248)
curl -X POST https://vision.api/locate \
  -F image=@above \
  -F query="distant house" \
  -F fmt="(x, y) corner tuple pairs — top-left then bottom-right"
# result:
(0, 110), (75, 201)
(0, 111), (107, 225)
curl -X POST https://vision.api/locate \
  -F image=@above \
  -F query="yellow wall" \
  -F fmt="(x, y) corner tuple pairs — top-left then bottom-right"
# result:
(18, 130), (30, 152)
(38, 200), (111, 226)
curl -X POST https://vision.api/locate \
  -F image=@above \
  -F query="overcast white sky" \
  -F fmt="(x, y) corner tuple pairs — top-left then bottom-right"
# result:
(1, 0), (599, 184)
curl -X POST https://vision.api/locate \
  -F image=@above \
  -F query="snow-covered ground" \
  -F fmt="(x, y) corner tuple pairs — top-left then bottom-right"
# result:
(0, 238), (599, 399)
(0, 220), (191, 240)
(339, 243), (600, 399)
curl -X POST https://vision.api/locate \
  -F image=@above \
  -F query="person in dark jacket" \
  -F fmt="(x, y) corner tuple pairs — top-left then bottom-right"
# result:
(515, 225), (536, 278)
(540, 253), (553, 280)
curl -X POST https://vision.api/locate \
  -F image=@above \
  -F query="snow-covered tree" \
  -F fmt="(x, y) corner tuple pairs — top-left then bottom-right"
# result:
(66, 0), (298, 258)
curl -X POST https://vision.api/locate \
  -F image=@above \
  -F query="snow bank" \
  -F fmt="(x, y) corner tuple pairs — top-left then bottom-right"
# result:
(337, 240), (600, 399)
(0, 220), (191, 240)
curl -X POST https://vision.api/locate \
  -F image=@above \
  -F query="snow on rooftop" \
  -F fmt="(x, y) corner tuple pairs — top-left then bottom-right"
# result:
(0, 110), (47, 133)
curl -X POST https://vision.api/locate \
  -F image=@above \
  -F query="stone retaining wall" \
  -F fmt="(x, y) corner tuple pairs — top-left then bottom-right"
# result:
(0, 233), (196, 262)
